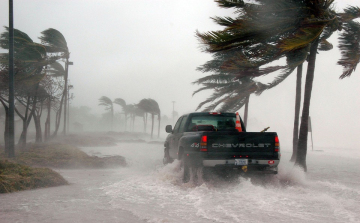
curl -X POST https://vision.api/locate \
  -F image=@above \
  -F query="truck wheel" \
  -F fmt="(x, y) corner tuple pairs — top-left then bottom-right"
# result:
(202, 167), (212, 182)
(182, 155), (190, 183)
(163, 148), (173, 165)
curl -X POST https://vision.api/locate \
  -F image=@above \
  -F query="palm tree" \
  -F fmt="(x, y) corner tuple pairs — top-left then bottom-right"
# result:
(99, 96), (114, 131)
(337, 19), (360, 78)
(113, 98), (128, 130)
(194, 47), (304, 127)
(137, 99), (152, 133)
(132, 105), (145, 132)
(137, 98), (161, 138)
(148, 99), (161, 138)
(295, 5), (360, 171)
(39, 28), (70, 135)
(0, 27), (52, 149)
(290, 64), (303, 162)
(45, 61), (65, 137)
(196, 0), (360, 171)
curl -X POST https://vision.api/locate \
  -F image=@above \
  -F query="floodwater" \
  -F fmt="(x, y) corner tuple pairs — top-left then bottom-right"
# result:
(0, 142), (359, 223)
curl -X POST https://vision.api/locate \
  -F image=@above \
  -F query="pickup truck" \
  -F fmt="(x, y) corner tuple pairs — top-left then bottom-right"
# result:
(163, 112), (280, 182)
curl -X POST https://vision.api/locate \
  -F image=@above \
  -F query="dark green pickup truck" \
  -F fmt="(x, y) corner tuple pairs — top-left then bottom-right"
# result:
(163, 112), (280, 182)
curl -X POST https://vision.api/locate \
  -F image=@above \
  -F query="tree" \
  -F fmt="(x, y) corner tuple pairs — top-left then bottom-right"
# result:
(45, 61), (65, 138)
(295, 5), (360, 171)
(337, 19), (360, 78)
(31, 86), (48, 143)
(39, 28), (70, 135)
(196, 0), (360, 171)
(0, 27), (54, 149)
(113, 98), (128, 131)
(137, 98), (161, 138)
(193, 47), (302, 129)
(98, 96), (114, 130)
(290, 64), (303, 162)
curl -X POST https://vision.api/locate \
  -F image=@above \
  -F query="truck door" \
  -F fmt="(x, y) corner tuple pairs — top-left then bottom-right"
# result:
(169, 115), (188, 158)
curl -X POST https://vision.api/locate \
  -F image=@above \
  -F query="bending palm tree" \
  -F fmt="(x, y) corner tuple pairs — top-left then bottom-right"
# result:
(138, 98), (161, 138)
(39, 28), (70, 135)
(99, 96), (114, 131)
(0, 27), (54, 149)
(113, 98), (128, 131)
(45, 61), (65, 137)
(197, 0), (360, 171)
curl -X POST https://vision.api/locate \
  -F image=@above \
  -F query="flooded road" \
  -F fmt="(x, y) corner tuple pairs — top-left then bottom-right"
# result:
(1, 142), (359, 223)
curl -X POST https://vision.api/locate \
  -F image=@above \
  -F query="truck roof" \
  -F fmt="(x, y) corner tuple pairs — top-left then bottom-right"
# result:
(182, 112), (236, 116)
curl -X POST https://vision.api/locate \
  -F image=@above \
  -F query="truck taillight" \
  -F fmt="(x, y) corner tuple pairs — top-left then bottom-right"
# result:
(200, 135), (207, 152)
(275, 136), (280, 152)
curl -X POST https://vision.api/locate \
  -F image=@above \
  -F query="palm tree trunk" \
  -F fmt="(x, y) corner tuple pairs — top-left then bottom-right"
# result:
(53, 93), (65, 137)
(0, 99), (9, 155)
(143, 115), (146, 132)
(5, 109), (9, 154)
(243, 95), (250, 128)
(18, 106), (35, 149)
(33, 112), (42, 143)
(62, 58), (69, 135)
(144, 113), (148, 133)
(290, 64), (303, 162)
(44, 97), (51, 141)
(151, 114), (154, 139)
(295, 39), (319, 171)
(17, 94), (34, 149)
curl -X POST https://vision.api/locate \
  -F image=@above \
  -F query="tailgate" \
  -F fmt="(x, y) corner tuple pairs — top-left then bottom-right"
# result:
(205, 132), (277, 159)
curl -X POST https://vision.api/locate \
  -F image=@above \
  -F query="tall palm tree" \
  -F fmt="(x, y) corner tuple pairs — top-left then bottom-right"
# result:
(290, 64), (303, 162)
(131, 105), (147, 131)
(196, 0), (360, 171)
(137, 98), (161, 138)
(45, 61), (65, 137)
(337, 19), (360, 78)
(194, 47), (305, 127)
(113, 98), (128, 130)
(99, 96), (114, 131)
(148, 99), (161, 138)
(0, 27), (52, 149)
(39, 28), (70, 135)
(137, 99), (152, 133)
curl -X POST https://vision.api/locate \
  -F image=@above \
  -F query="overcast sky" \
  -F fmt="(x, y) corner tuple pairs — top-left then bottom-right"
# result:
(1, 0), (359, 148)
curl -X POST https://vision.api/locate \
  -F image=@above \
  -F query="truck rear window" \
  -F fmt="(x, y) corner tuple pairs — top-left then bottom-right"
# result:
(187, 115), (237, 132)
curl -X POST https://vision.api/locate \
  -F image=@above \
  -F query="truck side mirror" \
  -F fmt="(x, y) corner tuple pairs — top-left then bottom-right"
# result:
(165, 125), (173, 133)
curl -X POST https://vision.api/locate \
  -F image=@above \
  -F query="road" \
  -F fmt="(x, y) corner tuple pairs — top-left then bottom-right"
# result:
(1, 142), (359, 223)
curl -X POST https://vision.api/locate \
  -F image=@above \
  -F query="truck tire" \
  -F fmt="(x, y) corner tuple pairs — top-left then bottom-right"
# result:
(181, 154), (190, 183)
(163, 147), (173, 165)
(202, 167), (212, 182)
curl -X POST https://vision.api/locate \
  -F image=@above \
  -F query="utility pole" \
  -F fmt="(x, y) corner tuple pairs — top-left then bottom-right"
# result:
(7, 0), (15, 158)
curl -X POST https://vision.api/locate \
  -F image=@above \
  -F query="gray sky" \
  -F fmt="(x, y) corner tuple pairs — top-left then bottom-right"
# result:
(0, 0), (359, 148)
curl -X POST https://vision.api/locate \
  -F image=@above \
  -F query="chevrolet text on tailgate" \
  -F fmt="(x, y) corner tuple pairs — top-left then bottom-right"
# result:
(163, 112), (281, 183)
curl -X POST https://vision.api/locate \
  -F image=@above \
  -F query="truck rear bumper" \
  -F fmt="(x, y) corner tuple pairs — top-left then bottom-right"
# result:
(202, 159), (279, 174)
(203, 159), (280, 167)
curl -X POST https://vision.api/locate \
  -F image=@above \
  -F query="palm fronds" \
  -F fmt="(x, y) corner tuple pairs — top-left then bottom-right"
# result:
(337, 20), (360, 78)
(39, 28), (68, 54)
(98, 96), (113, 110)
(45, 61), (65, 77)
